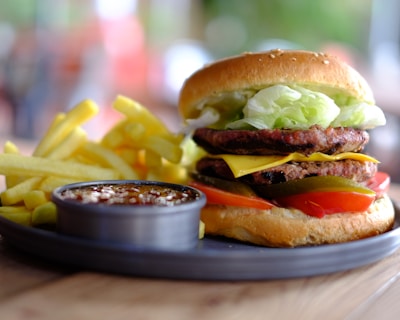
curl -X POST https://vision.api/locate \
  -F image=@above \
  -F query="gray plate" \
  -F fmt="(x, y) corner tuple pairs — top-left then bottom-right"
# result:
(0, 206), (399, 281)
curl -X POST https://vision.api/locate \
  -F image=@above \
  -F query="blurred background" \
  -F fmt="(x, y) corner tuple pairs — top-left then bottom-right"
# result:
(0, 0), (399, 181)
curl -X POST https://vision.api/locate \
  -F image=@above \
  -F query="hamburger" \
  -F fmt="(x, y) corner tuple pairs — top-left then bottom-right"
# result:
(178, 49), (395, 247)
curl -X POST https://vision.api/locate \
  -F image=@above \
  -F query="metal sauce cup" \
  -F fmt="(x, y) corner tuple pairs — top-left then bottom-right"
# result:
(52, 180), (206, 250)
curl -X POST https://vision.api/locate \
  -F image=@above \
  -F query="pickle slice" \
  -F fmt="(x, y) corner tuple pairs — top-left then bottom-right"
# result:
(254, 176), (375, 199)
(191, 173), (257, 197)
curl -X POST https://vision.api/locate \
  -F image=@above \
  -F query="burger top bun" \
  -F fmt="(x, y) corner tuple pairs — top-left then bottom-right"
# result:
(179, 49), (375, 120)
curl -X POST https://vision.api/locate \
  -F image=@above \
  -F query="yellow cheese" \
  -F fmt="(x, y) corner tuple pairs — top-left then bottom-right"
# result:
(213, 152), (379, 178)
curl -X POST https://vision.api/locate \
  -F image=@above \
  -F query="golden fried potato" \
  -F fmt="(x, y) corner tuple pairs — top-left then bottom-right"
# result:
(23, 190), (48, 210)
(32, 202), (57, 226)
(78, 142), (139, 179)
(0, 154), (119, 180)
(0, 207), (31, 226)
(1, 177), (42, 206)
(46, 127), (87, 160)
(0, 95), (191, 228)
(33, 100), (98, 157)
(3, 140), (22, 188)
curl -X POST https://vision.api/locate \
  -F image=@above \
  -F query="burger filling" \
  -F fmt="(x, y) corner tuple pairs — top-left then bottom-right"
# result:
(196, 157), (377, 185)
(183, 84), (388, 217)
(192, 125), (369, 156)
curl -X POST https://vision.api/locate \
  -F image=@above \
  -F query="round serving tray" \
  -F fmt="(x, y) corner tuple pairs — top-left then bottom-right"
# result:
(0, 205), (399, 281)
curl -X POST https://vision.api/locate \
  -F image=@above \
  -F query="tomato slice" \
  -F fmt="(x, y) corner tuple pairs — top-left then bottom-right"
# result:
(190, 172), (390, 218)
(189, 181), (275, 210)
(275, 172), (390, 218)
(275, 191), (375, 218)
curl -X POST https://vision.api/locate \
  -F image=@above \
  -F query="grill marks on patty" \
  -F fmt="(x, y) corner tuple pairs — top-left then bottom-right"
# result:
(196, 157), (378, 185)
(193, 125), (369, 156)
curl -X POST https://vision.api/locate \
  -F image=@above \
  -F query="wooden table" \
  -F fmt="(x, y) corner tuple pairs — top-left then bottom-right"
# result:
(1, 187), (400, 319)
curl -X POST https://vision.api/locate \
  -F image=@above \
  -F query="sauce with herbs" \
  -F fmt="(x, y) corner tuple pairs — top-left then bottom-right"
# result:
(60, 183), (200, 206)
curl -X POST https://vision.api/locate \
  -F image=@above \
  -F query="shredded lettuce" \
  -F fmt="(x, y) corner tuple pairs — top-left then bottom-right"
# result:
(184, 85), (387, 131)
(227, 85), (340, 130)
(331, 102), (386, 129)
(226, 85), (386, 130)
(182, 107), (220, 134)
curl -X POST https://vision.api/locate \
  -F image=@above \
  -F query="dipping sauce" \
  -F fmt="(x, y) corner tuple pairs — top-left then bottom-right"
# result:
(53, 180), (206, 249)
(59, 183), (200, 206)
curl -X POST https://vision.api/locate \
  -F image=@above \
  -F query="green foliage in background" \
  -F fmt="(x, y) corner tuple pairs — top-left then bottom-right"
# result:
(202, 0), (372, 57)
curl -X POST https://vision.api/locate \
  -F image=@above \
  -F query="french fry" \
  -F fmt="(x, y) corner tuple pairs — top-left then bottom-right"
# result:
(23, 190), (48, 210)
(124, 122), (146, 143)
(39, 176), (81, 193)
(0, 95), (192, 228)
(47, 113), (66, 131)
(3, 141), (19, 154)
(146, 161), (187, 184)
(100, 119), (129, 149)
(78, 142), (139, 179)
(113, 95), (169, 135)
(116, 148), (138, 165)
(163, 161), (188, 183)
(33, 99), (99, 157)
(0, 154), (119, 180)
(32, 201), (57, 226)
(199, 220), (205, 239)
(3, 140), (22, 188)
(0, 206), (31, 226)
(46, 127), (87, 160)
(31, 113), (66, 156)
(144, 149), (162, 168)
(1, 177), (42, 206)
(143, 135), (183, 163)
(0, 205), (29, 212)
(130, 150), (147, 180)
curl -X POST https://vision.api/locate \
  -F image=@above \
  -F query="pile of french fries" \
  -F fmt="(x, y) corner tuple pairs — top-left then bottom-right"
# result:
(0, 95), (188, 226)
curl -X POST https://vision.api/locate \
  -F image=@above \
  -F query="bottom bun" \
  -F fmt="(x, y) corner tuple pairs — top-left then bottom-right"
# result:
(200, 194), (395, 247)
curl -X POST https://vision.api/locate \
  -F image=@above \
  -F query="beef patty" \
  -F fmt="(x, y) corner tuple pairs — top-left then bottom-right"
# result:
(193, 125), (369, 156)
(196, 157), (378, 185)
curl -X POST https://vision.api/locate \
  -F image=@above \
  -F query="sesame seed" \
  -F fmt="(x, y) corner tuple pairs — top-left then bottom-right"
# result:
(291, 57), (297, 61)
(271, 48), (283, 56)
(269, 53), (276, 59)
(322, 59), (330, 65)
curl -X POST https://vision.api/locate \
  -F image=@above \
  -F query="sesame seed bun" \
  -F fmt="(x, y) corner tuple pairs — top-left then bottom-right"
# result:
(179, 49), (375, 120)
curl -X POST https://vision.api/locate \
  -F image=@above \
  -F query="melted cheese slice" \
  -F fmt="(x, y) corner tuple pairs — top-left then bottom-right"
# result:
(212, 152), (379, 178)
